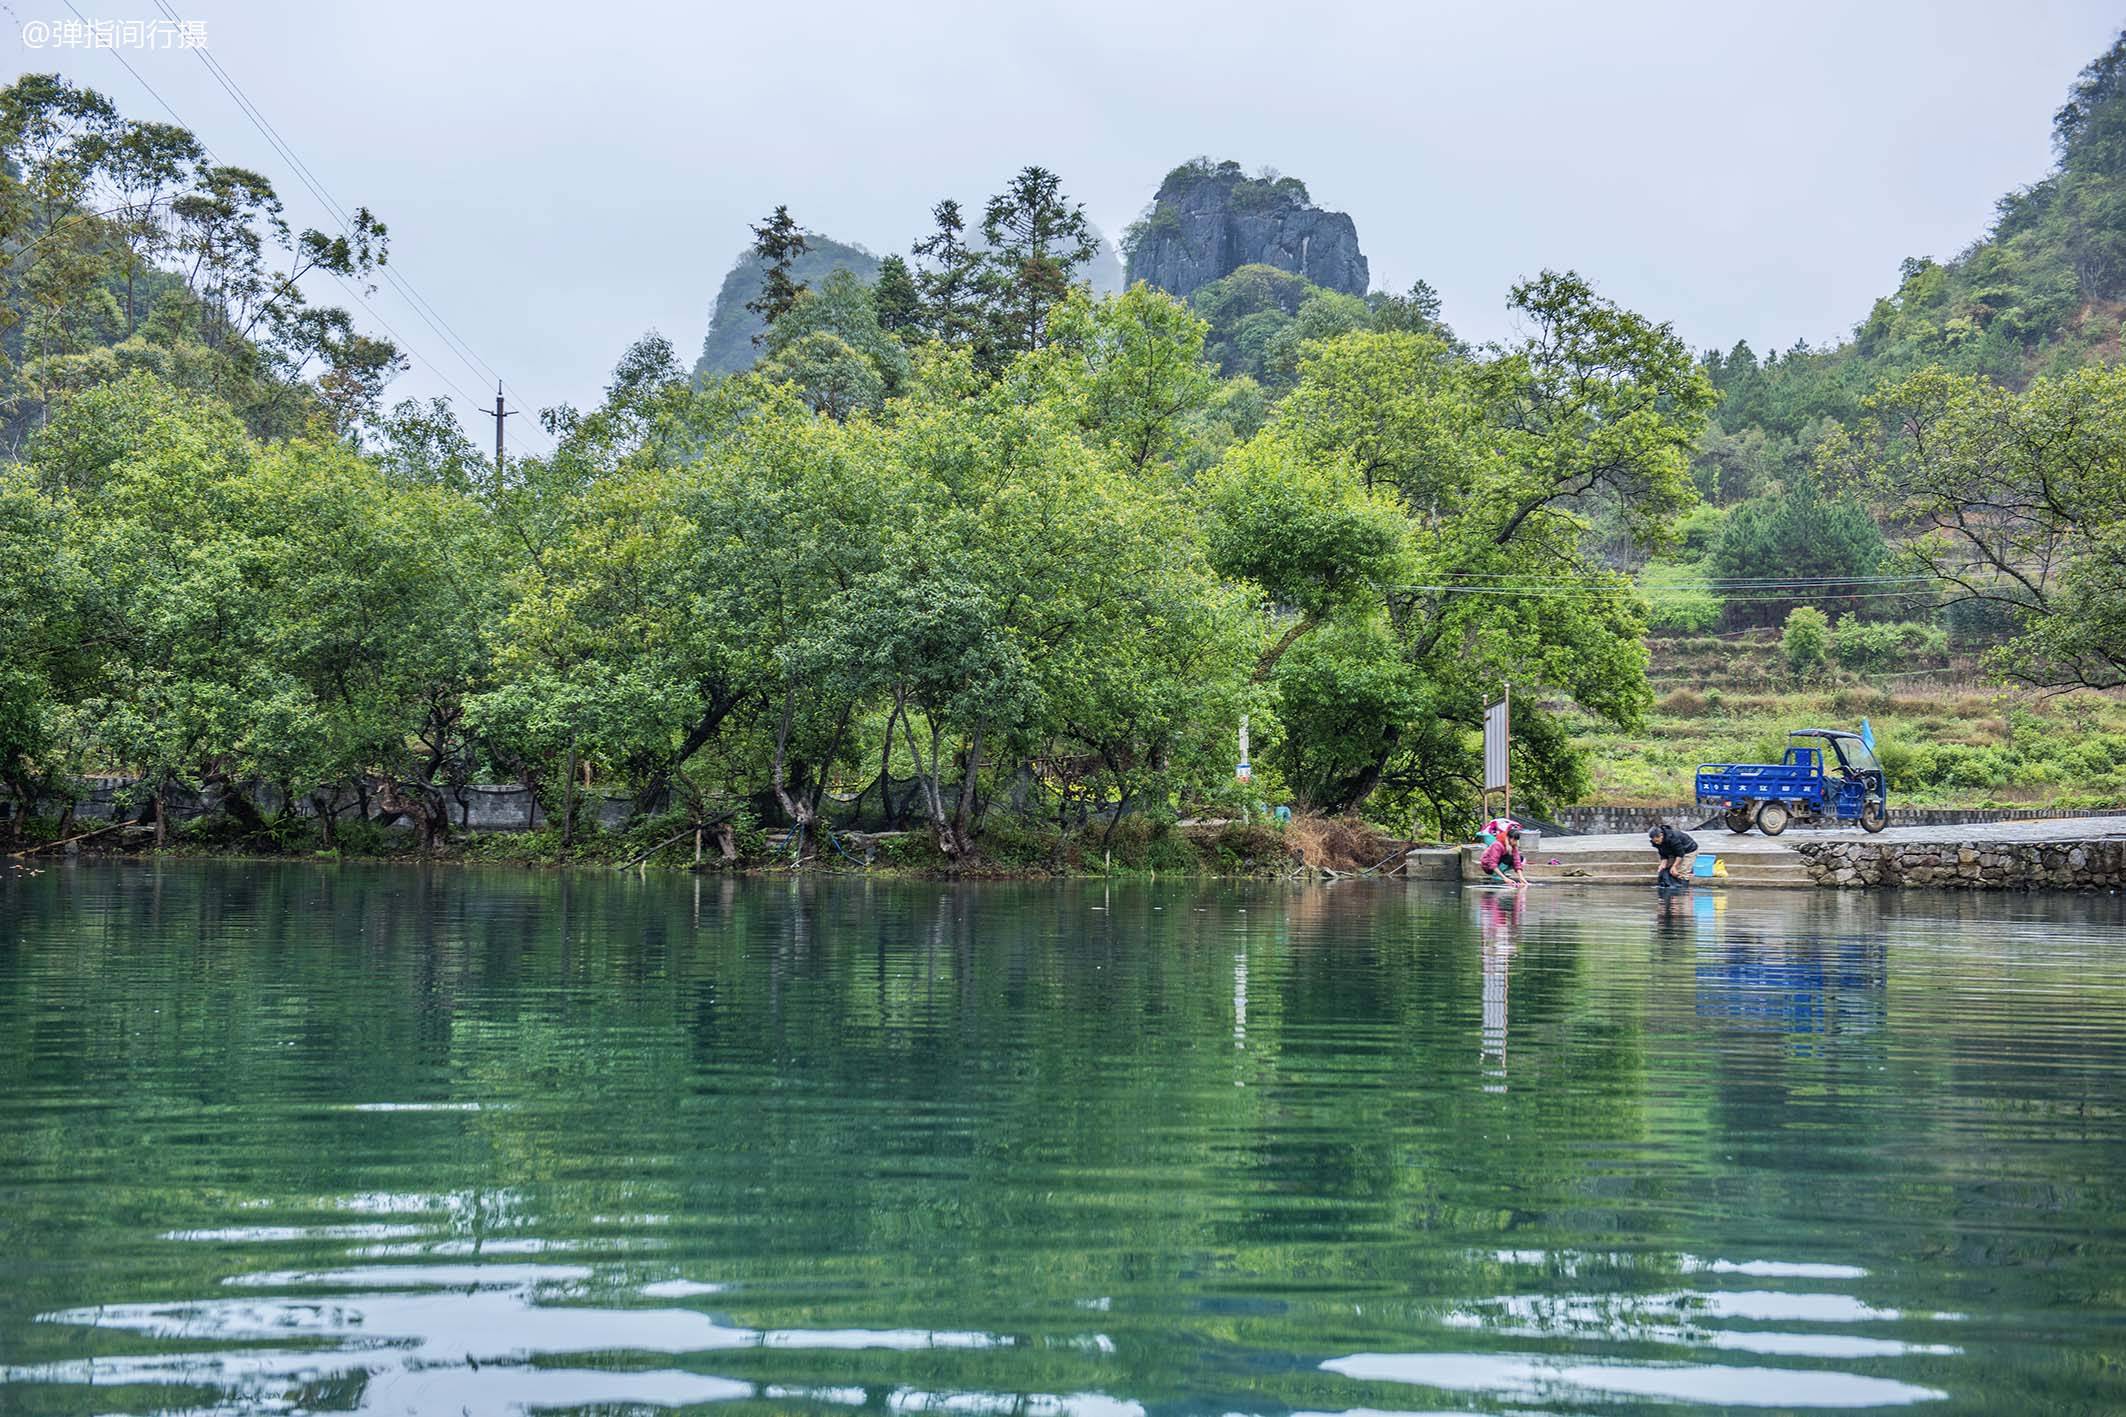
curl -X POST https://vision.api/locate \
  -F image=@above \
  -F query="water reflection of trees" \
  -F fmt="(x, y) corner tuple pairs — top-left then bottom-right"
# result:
(3, 867), (2125, 1413)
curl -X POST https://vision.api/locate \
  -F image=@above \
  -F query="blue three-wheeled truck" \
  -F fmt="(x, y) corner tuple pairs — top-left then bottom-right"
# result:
(1696, 727), (1889, 836)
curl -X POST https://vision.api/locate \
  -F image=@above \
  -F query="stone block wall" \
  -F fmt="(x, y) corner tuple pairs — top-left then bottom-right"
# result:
(1552, 804), (2111, 836)
(1794, 839), (2126, 890)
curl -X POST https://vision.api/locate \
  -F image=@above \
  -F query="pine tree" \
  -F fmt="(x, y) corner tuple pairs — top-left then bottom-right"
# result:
(873, 254), (923, 343)
(912, 199), (985, 351)
(744, 205), (810, 339)
(977, 166), (1096, 365)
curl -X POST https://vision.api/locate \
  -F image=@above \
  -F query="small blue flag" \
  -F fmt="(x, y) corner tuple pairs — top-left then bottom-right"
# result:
(1860, 717), (1876, 751)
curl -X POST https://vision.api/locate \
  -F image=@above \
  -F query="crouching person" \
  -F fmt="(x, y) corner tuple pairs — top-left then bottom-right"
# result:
(1648, 823), (1697, 888)
(1480, 825), (1529, 885)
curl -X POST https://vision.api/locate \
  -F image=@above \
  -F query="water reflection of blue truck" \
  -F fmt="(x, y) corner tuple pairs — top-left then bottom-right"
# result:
(1696, 938), (1888, 1039)
(1695, 727), (1889, 837)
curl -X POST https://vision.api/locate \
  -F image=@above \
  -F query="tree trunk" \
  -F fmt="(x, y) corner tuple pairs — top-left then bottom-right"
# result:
(1253, 612), (1320, 682)
(561, 739), (578, 848)
(211, 774), (267, 834)
(770, 690), (811, 841)
(878, 698), (903, 828)
(947, 719), (985, 861)
(896, 699), (960, 863)
(152, 784), (166, 847)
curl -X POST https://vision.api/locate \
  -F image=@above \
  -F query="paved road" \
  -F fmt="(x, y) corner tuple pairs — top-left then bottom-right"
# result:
(1546, 813), (2126, 857)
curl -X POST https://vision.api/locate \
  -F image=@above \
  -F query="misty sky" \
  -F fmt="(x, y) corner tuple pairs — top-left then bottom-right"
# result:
(11, 1), (2124, 446)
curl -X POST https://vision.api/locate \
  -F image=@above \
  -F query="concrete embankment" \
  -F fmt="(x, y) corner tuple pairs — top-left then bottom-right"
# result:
(1474, 814), (2126, 891)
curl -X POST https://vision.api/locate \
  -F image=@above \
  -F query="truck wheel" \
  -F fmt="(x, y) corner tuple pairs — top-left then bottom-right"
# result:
(1724, 807), (1755, 834)
(1860, 799), (1887, 833)
(1756, 800), (1790, 837)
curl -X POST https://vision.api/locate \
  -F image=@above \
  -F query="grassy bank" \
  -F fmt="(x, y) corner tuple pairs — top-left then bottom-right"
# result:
(1567, 632), (2126, 810)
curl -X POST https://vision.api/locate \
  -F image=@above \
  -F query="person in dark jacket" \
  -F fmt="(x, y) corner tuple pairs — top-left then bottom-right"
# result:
(1648, 823), (1697, 887)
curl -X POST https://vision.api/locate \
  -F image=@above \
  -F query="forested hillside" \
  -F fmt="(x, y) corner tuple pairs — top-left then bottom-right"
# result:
(6, 30), (2126, 867)
(0, 75), (399, 453)
(694, 227), (1123, 380)
(1696, 33), (2126, 488)
(692, 235), (885, 379)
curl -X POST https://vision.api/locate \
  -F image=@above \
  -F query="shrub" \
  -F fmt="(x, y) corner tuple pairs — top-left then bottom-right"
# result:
(1831, 617), (1948, 672)
(1875, 739), (1920, 786)
(1831, 616), (1903, 671)
(1642, 562), (1723, 634)
(1102, 815), (1198, 872)
(1782, 606), (1831, 677)
(1657, 688), (1710, 718)
(1941, 746), (2013, 790)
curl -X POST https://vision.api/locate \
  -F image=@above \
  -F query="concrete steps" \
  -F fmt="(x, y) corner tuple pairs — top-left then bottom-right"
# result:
(1501, 842), (1814, 889)
(1527, 866), (1812, 889)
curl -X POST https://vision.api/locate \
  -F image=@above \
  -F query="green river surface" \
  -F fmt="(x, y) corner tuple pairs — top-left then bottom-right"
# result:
(2, 862), (2124, 1415)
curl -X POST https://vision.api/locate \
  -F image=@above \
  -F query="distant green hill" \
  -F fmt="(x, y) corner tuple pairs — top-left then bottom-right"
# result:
(1703, 35), (2126, 466)
(693, 226), (1122, 382)
(694, 236), (885, 379)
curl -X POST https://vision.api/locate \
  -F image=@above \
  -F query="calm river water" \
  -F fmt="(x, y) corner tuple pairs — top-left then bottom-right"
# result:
(3, 863), (2124, 1415)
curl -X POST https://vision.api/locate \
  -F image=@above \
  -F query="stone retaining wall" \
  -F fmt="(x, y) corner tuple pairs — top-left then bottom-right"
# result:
(1553, 804), (2108, 836)
(1794, 839), (2126, 890)
(0, 778), (636, 832)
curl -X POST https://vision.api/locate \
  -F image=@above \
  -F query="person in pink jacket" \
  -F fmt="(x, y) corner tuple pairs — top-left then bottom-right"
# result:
(1479, 825), (1528, 885)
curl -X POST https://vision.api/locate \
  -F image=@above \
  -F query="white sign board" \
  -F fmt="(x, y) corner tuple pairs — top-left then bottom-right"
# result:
(1483, 697), (1509, 792)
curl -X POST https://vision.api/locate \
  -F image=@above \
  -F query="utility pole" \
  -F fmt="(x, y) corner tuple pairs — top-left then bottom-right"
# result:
(481, 381), (515, 493)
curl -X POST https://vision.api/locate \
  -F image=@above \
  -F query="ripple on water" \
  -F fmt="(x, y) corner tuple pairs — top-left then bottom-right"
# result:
(5, 870), (2126, 1413)
(1322, 1353), (1947, 1408)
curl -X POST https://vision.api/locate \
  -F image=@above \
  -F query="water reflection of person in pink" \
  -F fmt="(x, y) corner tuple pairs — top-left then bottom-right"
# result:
(1477, 889), (1522, 1090)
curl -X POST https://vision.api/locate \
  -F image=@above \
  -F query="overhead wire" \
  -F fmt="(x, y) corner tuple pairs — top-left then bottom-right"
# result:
(59, 0), (553, 458)
(146, 0), (556, 456)
(1392, 582), (1958, 600)
(145, 2), (539, 416)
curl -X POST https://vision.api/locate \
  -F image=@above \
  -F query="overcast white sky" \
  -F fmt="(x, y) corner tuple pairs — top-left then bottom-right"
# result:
(10, 1), (2124, 440)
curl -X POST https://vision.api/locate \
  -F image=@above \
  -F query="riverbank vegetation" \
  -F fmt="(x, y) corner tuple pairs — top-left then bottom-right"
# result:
(8, 36), (2126, 868)
(0, 74), (1716, 865)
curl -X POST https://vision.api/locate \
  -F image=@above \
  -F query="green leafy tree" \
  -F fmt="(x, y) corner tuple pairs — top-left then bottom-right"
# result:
(1711, 476), (1886, 627)
(1040, 284), (1213, 475)
(759, 269), (910, 416)
(1831, 363), (2126, 690)
(28, 371), (261, 839)
(1208, 271), (1712, 824)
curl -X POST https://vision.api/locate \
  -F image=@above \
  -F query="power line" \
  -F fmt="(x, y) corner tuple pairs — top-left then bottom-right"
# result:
(149, 1), (556, 456)
(146, 0), (542, 432)
(53, 1), (507, 436)
(1393, 581), (1946, 596)
(70, 0), (554, 458)
(1432, 571), (1941, 586)
(1388, 582), (1982, 606)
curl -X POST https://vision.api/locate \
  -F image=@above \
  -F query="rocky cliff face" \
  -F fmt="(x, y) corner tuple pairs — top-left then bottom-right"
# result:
(1124, 160), (1369, 299)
